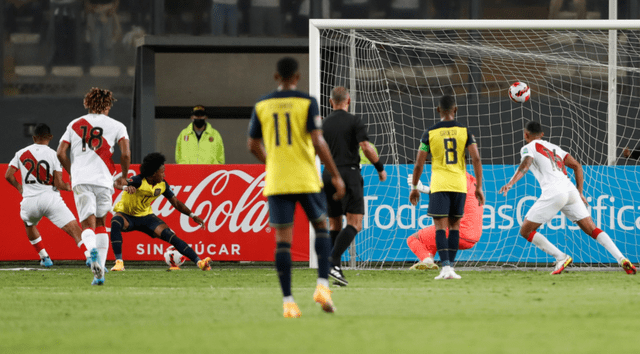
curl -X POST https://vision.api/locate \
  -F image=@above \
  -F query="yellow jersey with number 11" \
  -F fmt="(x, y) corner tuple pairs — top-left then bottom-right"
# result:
(248, 90), (323, 196)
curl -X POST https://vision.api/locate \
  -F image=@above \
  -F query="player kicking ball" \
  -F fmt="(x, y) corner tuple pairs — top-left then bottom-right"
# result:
(5, 124), (86, 268)
(406, 172), (483, 270)
(110, 153), (212, 272)
(500, 121), (636, 275)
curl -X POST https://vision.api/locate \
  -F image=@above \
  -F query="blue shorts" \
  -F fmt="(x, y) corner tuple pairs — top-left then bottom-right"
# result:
(119, 213), (166, 237)
(428, 192), (466, 219)
(267, 192), (327, 228)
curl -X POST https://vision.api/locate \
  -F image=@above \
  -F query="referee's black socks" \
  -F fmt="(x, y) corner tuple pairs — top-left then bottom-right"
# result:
(330, 225), (358, 267)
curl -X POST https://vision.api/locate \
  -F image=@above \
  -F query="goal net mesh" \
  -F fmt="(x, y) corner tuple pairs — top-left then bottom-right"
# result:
(317, 26), (640, 269)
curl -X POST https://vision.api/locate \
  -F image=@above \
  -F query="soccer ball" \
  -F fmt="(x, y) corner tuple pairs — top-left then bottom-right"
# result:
(164, 246), (187, 268)
(508, 82), (531, 103)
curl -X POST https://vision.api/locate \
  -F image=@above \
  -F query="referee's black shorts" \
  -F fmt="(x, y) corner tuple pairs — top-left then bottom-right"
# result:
(322, 166), (364, 217)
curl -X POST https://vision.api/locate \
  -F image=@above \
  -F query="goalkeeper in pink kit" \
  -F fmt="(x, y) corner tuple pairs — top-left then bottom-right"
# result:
(407, 172), (483, 270)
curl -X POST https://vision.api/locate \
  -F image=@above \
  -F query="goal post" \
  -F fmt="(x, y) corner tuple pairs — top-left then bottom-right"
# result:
(309, 19), (640, 269)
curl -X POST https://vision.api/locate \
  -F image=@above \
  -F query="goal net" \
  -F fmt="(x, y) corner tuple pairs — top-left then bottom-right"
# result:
(310, 19), (640, 269)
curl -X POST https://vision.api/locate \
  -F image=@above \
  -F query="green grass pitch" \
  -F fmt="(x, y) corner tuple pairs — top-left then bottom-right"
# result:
(1, 263), (638, 354)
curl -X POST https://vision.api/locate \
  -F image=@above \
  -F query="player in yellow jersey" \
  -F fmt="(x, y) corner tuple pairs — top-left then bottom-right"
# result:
(110, 153), (212, 272)
(247, 57), (345, 318)
(410, 95), (484, 280)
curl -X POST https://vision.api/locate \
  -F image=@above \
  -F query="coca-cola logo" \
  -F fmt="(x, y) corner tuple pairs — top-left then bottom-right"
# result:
(114, 169), (270, 234)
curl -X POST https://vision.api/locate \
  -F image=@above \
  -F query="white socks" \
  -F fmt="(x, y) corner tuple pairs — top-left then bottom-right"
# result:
(531, 232), (566, 261)
(594, 231), (624, 263)
(81, 229), (97, 251)
(95, 232), (109, 270)
(317, 278), (329, 288)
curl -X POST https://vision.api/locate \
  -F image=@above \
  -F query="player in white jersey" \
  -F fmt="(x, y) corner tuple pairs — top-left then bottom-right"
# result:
(57, 87), (131, 285)
(5, 124), (85, 267)
(500, 121), (636, 275)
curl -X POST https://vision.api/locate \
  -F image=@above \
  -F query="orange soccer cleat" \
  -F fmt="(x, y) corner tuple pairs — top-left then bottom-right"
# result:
(197, 257), (212, 271)
(313, 284), (335, 313)
(110, 260), (125, 271)
(283, 302), (301, 318)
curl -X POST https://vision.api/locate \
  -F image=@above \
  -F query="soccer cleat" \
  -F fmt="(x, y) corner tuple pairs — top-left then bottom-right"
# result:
(313, 284), (335, 313)
(448, 268), (462, 279)
(409, 261), (439, 270)
(91, 277), (105, 286)
(621, 258), (637, 275)
(110, 260), (125, 272)
(169, 265), (181, 271)
(329, 266), (348, 286)
(283, 302), (301, 318)
(197, 257), (212, 271)
(40, 257), (53, 268)
(551, 255), (573, 275)
(434, 266), (451, 280)
(89, 248), (104, 280)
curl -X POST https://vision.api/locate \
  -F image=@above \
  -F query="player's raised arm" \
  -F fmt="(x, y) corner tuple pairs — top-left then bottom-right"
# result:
(311, 128), (345, 200)
(467, 142), (485, 206)
(499, 156), (533, 196)
(167, 195), (205, 228)
(409, 149), (428, 206)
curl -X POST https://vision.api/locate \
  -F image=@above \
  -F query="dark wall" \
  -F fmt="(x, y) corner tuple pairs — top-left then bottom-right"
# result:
(0, 97), (133, 164)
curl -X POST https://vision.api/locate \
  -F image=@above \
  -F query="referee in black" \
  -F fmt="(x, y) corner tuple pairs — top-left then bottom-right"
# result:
(322, 86), (387, 286)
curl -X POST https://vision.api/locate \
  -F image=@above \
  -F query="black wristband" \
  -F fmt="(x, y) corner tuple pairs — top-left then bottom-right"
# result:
(373, 160), (384, 172)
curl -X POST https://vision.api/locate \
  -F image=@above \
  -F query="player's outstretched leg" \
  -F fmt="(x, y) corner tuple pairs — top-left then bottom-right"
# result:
(588, 227), (637, 275)
(159, 228), (210, 270)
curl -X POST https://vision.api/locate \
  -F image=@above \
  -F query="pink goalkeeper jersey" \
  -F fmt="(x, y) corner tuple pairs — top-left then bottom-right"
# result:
(520, 139), (576, 196)
(60, 113), (129, 191)
(9, 144), (62, 198)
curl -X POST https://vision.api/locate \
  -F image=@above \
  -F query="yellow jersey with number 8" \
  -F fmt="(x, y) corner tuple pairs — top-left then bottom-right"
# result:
(419, 120), (476, 193)
(248, 90), (323, 196)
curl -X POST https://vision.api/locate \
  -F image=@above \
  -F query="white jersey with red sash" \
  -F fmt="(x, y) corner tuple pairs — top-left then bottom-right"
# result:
(9, 144), (60, 197)
(60, 114), (129, 191)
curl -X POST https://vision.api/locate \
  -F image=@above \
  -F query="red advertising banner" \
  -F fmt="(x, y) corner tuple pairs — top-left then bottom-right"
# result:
(0, 164), (310, 262)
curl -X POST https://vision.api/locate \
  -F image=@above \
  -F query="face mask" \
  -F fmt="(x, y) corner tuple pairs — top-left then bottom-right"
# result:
(193, 119), (206, 128)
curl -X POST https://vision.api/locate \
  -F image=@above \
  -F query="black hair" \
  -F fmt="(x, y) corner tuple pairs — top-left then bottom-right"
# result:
(33, 123), (52, 138)
(140, 153), (166, 178)
(439, 95), (457, 112)
(277, 57), (299, 80)
(525, 121), (543, 135)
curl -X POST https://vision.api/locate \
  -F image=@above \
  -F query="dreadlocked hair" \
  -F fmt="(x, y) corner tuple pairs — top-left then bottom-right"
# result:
(83, 87), (116, 114)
